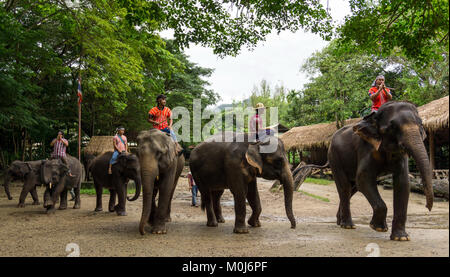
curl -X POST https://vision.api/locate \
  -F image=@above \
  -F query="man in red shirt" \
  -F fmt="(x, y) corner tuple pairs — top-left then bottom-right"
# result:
(148, 94), (177, 141)
(369, 75), (392, 112)
(148, 94), (183, 154)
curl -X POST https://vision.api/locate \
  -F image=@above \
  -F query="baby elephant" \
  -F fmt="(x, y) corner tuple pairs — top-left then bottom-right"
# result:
(3, 160), (45, 207)
(89, 151), (141, 216)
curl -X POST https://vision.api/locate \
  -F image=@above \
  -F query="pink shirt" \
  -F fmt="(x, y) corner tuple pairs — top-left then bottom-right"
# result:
(52, 138), (68, 158)
(250, 114), (263, 133)
(113, 135), (127, 152)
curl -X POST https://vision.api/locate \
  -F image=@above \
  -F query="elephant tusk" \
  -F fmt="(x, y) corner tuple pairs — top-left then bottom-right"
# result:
(49, 182), (52, 189)
(156, 176), (159, 181)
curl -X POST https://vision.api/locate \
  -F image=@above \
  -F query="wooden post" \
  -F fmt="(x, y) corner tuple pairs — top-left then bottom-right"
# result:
(429, 131), (435, 171)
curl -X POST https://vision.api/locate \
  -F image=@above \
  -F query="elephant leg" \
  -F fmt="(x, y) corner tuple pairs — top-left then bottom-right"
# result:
(73, 184), (81, 209)
(95, 183), (103, 212)
(212, 190), (225, 223)
(391, 156), (410, 241)
(356, 164), (388, 232)
(246, 181), (261, 227)
(59, 189), (68, 210)
(151, 181), (175, 234)
(230, 188), (249, 234)
(114, 180), (127, 216)
(108, 190), (117, 212)
(18, 184), (33, 208)
(334, 169), (356, 229)
(165, 183), (177, 222)
(30, 186), (40, 205)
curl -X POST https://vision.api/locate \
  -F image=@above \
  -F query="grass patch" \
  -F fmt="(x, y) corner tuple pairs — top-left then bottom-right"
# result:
(299, 190), (330, 202)
(80, 188), (136, 195)
(304, 177), (333, 185)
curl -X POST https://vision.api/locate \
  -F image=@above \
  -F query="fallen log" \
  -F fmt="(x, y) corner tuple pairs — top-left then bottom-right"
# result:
(378, 174), (449, 199)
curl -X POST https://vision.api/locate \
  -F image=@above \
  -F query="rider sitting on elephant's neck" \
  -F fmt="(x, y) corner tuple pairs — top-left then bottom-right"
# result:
(369, 75), (392, 112)
(147, 94), (182, 154)
(108, 127), (128, 174)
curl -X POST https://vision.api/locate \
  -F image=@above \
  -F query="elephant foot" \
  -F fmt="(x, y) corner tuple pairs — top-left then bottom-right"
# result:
(46, 207), (56, 214)
(95, 207), (103, 212)
(248, 218), (261, 227)
(370, 220), (388, 232)
(114, 205), (126, 216)
(58, 205), (67, 210)
(8, 196), (13, 200)
(233, 226), (249, 234)
(207, 221), (218, 227)
(338, 218), (355, 229)
(108, 206), (115, 212)
(151, 226), (167, 234)
(73, 203), (80, 209)
(17, 203), (25, 208)
(390, 229), (410, 241)
(216, 215), (225, 223)
(165, 217), (172, 223)
(32, 201), (40, 205)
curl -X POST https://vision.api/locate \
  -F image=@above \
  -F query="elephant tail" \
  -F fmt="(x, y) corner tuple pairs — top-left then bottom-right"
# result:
(200, 189), (209, 212)
(292, 161), (329, 177)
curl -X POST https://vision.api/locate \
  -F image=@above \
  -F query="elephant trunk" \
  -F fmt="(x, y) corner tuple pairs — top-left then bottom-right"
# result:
(3, 171), (13, 200)
(281, 163), (296, 229)
(139, 158), (158, 235)
(402, 125), (433, 211)
(127, 174), (141, 201)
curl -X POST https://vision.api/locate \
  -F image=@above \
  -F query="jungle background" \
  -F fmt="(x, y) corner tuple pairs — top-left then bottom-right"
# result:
(0, 0), (448, 169)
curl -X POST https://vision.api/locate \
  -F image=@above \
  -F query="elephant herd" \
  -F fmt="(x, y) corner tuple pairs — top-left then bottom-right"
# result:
(1, 101), (434, 241)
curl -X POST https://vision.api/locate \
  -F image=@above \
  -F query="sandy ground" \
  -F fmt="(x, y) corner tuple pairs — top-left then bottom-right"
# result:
(0, 168), (448, 257)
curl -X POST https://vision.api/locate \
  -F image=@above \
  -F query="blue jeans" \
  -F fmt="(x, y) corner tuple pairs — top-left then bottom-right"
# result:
(109, 150), (119, 165)
(191, 185), (198, 206)
(160, 127), (177, 142)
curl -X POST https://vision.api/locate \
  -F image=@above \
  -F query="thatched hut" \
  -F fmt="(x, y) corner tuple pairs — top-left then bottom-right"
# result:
(83, 136), (115, 156)
(417, 96), (449, 171)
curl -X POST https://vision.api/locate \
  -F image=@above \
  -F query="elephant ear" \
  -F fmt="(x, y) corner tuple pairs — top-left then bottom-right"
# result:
(245, 143), (263, 174)
(353, 112), (382, 151)
(18, 162), (32, 176)
(58, 160), (69, 176)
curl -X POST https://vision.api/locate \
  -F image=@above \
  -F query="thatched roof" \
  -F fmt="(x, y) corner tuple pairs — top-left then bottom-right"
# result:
(83, 136), (115, 156)
(280, 118), (361, 151)
(417, 96), (449, 133)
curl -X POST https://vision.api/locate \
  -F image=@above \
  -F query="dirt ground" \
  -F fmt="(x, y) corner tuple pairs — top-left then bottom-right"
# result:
(0, 168), (448, 257)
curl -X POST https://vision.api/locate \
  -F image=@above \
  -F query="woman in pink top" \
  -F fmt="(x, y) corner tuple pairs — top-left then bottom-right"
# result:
(250, 103), (265, 141)
(108, 126), (128, 174)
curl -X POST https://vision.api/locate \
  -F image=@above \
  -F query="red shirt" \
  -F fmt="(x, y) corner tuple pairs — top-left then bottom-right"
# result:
(149, 106), (171, 130)
(369, 87), (391, 111)
(249, 114), (263, 133)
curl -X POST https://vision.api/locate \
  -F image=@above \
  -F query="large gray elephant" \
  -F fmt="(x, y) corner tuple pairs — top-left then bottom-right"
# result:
(137, 129), (185, 235)
(41, 155), (83, 213)
(294, 101), (433, 241)
(2, 160), (45, 207)
(89, 151), (141, 216)
(189, 134), (296, 234)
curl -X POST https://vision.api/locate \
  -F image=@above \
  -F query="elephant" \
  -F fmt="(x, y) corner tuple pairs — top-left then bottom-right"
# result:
(2, 160), (45, 207)
(294, 101), (433, 241)
(89, 151), (141, 216)
(137, 129), (185, 235)
(82, 152), (96, 181)
(41, 155), (83, 213)
(189, 133), (296, 234)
